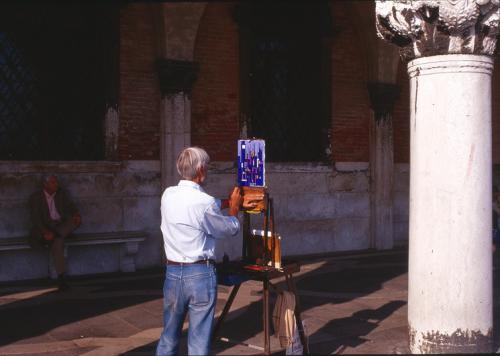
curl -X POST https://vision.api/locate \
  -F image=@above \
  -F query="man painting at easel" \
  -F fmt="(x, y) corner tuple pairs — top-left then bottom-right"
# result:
(157, 146), (262, 355)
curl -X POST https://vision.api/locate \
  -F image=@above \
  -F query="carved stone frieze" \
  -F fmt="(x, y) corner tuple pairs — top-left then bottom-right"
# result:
(375, 0), (500, 59)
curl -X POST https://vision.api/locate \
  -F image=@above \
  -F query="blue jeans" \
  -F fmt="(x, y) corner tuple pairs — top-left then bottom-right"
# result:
(156, 263), (217, 356)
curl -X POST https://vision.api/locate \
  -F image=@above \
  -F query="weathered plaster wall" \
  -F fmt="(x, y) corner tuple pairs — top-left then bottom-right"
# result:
(0, 161), (163, 281)
(204, 162), (372, 260)
(0, 160), (411, 281)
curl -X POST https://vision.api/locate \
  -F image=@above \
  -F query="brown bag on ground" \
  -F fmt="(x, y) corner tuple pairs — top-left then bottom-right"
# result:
(272, 290), (296, 348)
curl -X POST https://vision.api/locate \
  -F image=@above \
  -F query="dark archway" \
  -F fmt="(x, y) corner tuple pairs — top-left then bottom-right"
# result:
(0, 2), (118, 160)
(235, 1), (333, 162)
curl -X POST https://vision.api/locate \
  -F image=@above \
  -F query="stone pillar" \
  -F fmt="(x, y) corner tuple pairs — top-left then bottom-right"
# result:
(157, 59), (199, 189)
(409, 53), (493, 354)
(368, 82), (399, 250)
(376, 1), (500, 353)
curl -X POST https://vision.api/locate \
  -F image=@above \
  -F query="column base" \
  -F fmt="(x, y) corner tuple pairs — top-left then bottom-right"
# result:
(409, 326), (493, 354)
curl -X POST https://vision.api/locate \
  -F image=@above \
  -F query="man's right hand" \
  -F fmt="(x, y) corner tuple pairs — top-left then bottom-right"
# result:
(43, 230), (54, 242)
(242, 191), (265, 210)
(228, 187), (242, 216)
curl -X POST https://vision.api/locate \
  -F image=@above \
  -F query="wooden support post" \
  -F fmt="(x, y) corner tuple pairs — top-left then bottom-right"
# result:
(242, 213), (250, 261)
(263, 193), (270, 266)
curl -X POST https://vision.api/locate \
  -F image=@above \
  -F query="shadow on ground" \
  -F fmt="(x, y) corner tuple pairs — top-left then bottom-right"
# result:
(127, 249), (409, 355)
(0, 269), (165, 347)
(6, 248), (500, 355)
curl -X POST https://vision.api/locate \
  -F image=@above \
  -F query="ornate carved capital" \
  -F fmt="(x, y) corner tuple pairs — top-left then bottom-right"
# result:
(368, 82), (400, 119)
(156, 59), (199, 97)
(375, 0), (500, 59)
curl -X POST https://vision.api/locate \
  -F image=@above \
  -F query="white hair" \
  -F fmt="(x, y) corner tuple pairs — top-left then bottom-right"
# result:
(176, 147), (210, 180)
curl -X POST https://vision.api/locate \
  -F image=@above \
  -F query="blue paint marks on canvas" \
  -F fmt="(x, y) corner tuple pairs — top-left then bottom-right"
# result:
(237, 139), (265, 187)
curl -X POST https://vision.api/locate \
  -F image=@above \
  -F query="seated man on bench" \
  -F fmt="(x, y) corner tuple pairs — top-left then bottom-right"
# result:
(29, 175), (81, 290)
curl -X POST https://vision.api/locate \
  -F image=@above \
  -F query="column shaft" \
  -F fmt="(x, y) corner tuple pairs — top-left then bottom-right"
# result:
(370, 116), (394, 250)
(156, 58), (198, 190)
(160, 93), (191, 190)
(408, 54), (493, 353)
(368, 82), (399, 250)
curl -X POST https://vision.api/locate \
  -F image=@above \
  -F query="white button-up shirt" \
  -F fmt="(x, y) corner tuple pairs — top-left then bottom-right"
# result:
(160, 180), (240, 262)
(44, 190), (61, 221)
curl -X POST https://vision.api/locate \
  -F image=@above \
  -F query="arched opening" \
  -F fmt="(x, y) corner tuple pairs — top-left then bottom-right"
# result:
(0, 2), (118, 160)
(236, 1), (332, 162)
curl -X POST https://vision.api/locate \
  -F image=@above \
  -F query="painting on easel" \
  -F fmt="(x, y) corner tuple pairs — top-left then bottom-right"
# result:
(237, 139), (265, 187)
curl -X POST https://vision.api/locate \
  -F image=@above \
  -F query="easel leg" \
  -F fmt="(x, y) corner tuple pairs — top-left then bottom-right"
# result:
(212, 284), (241, 341)
(263, 277), (271, 355)
(285, 273), (309, 355)
(242, 213), (250, 260)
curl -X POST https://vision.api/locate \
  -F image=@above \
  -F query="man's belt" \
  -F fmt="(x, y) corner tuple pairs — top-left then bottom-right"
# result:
(166, 259), (215, 266)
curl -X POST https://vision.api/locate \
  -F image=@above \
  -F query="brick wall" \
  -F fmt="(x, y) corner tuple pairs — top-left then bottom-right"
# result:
(191, 2), (371, 163)
(393, 61), (410, 163)
(117, 4), (500, 165)
(118, 4), (161, 160)
(191, 3), (240, 162)
(330, 2), (371, 163)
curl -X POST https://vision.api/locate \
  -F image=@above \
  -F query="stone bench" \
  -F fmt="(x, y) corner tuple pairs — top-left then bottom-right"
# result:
(0, 231), (147, 276)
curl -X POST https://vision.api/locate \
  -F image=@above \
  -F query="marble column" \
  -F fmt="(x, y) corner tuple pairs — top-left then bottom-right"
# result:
(376, 0), (500, 353)
(368, 82), (399, 250)
(157, 59), (199, 189)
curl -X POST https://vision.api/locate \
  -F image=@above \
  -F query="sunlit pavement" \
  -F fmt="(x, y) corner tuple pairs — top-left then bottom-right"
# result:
(0, 248), (495, 355)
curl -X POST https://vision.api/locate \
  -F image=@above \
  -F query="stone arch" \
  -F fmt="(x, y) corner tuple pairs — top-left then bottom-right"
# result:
(191, 2), (240, 161)
(154, 2), (207, 60)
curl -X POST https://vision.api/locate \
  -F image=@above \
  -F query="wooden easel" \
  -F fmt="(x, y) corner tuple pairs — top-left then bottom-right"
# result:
(241, 188), (281, 268)
(213, 189), (309, 355)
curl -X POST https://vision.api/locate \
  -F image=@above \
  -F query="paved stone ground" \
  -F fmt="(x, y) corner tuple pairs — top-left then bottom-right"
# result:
(0, 248), (497, 355)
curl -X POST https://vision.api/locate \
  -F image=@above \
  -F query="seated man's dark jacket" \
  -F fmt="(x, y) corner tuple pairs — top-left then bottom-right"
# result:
(29, 189), (78, 247)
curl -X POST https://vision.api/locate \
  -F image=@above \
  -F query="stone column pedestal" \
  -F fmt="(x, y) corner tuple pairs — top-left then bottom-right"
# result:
(407, 54), (493, 353)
